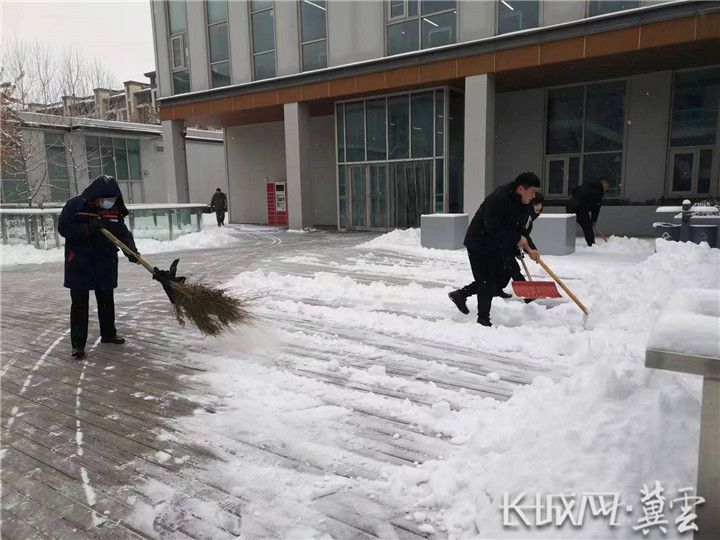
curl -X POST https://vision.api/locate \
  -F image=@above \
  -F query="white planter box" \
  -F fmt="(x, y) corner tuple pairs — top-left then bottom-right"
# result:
(420, 213), (469, 250)
(532, 213), (576, 255)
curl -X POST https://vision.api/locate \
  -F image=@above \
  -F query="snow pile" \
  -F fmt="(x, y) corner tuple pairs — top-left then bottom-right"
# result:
(385, 239), (718, 538)
(576, 234), (656, 256)
(647, 288), (720, 359)
(0, 227), (240, 266)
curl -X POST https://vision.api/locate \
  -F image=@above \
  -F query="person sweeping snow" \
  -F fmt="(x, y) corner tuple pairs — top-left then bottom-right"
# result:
(448, 172), (541, 327)
(58, 175), (140, 359)
(566, 178), (609, 246)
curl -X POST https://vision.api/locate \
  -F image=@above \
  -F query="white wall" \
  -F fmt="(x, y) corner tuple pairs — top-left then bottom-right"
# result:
(458, 0), (495, 42)
(151, 1), (172, 99)
(276, 0), (301, 76)
(187, 141), (227, 204)
(187, 0), (210, 92)
(228, 0), (253, 84)
(541, 1), (587, 26)
(308, 115), (338, 227)
(327, 0), (384, 66)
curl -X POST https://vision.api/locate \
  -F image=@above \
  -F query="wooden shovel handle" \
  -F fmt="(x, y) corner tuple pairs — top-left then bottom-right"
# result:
(536, 257), (590, 315)
(594, 224), (608, 243)
(519, 256), (532, 281)
(99, 228), (156, 275)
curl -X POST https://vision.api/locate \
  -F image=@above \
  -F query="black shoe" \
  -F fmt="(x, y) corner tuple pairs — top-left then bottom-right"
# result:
(496, 290), (512, 299)
(524, 298), (535, 304)
(477, 317), (492, 327)
(71, 347), (85, 359)
(448, 290), (469, 315)
(101, 335), (125, 344)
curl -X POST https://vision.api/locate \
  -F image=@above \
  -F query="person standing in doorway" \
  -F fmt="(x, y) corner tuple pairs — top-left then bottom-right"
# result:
(58, 175), (140, 359)
(566, 179), (609, 246)
(448, 172), (541, 327)
(210, 188), (228, 227)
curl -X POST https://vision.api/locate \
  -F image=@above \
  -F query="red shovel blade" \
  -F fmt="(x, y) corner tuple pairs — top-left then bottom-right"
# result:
(512, 280), (562, 299)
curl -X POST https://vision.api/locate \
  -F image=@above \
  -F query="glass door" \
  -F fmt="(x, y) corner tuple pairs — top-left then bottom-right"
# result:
(369, 164), (387, 230)
(348, 165), (367, 229)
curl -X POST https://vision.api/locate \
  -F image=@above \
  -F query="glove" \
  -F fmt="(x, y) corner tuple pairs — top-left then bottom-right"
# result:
(87, 217), (104, 235)
(128, 253), (141, 264)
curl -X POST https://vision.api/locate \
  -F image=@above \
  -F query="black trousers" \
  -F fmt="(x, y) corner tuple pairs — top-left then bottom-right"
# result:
(215, 210), (226, 227)
(500, 257), (525, 291)
(575, 210), (595, 246)
(70, 289), (116, 349)
(458, 247), (504, 319)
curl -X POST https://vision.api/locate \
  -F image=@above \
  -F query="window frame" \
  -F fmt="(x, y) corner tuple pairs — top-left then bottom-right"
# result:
(385, 0), (458, 57)
(586, 0), (640, 18)
(205, 0), (232, 88)
(542, 78), (630, 199)
(249, 0), (277, 81)
(665, 66), (720, 197)
(167, 1), (190, 94)
(298, 0), (328, 72)
(496, 0), (542, 36)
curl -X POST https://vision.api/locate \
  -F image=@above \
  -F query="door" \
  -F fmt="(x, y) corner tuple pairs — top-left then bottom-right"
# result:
(369, 164), (387, 230)
(348, 165), (367, 229)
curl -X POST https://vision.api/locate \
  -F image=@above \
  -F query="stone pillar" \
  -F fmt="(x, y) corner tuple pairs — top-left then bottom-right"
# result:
(162, 119), (190, 203)
(283, 102), (313, 229)
(463, 74), (495, 214)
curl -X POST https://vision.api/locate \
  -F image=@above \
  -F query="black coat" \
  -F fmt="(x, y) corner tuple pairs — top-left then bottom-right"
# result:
(522, 208), (541, 251)
(58, 176), (137, 291)
(464, 183), (525, 257)
(567, 180), (605, 222)
(210, 191), (227, 212)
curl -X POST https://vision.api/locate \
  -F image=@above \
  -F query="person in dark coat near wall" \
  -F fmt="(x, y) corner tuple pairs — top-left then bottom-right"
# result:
(210, 188), (228, 227)
(566, 178), (609, 246)
(448, 172), (541, 327)
(58, 175), (140, 359)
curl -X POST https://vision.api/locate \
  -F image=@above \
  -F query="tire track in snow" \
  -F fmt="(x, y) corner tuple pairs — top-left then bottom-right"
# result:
(6, 329), (70, 430)
(75, 336), (107, 527)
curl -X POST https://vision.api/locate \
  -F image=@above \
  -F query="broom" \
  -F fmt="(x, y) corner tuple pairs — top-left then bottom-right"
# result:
(98, 227), (253, 336)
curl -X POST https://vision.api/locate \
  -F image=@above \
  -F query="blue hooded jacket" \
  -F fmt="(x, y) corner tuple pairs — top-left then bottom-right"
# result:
(58, 176), (137, 290)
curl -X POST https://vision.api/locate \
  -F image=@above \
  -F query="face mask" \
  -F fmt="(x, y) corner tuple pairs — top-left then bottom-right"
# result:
(99, 200), (114, 209)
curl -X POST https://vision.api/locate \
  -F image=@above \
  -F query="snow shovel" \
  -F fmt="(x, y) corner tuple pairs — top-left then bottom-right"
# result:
(98, 227), (254, 336)
(511, 255), (561, 300)
(535, 257), (589, 315)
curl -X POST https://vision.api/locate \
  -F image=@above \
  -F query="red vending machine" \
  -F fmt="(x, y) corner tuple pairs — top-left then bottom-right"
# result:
(266, 180), (288, 227)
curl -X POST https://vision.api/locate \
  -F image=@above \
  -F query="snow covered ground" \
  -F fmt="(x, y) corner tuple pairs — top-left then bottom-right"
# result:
(127, 229), (718, 539)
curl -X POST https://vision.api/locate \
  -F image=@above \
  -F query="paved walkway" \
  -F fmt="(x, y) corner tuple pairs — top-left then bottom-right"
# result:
(1, 227), (557, 539)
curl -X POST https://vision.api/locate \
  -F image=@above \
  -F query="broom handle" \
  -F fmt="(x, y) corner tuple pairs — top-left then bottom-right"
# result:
(594, 224), (608, 243)
(519, 256), (532, 281)
(99, 228), (156, 275)
(535, 257), (589, 315)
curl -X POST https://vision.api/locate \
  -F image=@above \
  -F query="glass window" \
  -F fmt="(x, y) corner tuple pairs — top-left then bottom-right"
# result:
(420, 10), (456, 49)
(387, 20), (419, 56)
(546, 86), (584, 154)
(252, 9), (275, 53)
(338, 165), (347, 227)
(114, 139), (129, 181)
(671, 68), (720, 148)
(435, 90), (444, 157)
(127, 139), (142, 180)
(85, 136), (102, 180)
(389, 0), (405, 18)
(172, 70), (191, 94)
(302, 41), (327, 71)
(207, 0), (228, 23)
(209, 23), (229, 63)
(45, 132), (68, 181)
(435, 158), (444, 212)
(253, 52), (275, 80)
(251, 0), (273, 11)
(498, 0), (540, 34)
(672, 152), (693, 192)
(388, 95), (410, 159)
(168, 1), (187, 34)
(588, 1), (638, 17)
(411, 92), (433, 158)
(171, 36), (186, 69)
(336, 104), (345, 163)
(345, 102), (365, 162)
(300, 0), (326, 42)
(584, 81), (626, 152)
(583, 152), (622, 196)
(366, 99), (387, 161)
(211, 62), (231, 87)
(421, 0), (455, 15)
(100, 137), (115, 177)
(698, 149), (712, 194)
(548, 160), (565, 195)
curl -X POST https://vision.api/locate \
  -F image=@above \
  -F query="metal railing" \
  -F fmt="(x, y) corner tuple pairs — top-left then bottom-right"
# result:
(0, 203), (207, 249)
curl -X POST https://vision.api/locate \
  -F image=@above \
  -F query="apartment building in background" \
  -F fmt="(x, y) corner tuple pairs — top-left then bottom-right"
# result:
(150, 0), (720, 234)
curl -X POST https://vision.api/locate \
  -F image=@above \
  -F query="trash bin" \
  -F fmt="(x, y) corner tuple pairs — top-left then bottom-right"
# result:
(689, 224), (718, 248)
(653, 222), (682, 242)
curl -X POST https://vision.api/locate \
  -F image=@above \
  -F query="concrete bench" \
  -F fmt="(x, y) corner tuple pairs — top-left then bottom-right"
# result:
(420, 213), (469, 250)
(645, 288), (720, 540)
(531, 213), (576, 255)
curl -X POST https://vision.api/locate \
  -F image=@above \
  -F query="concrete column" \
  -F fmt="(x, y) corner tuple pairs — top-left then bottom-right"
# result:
(151, 0), (172, 99)
(463, 74), (495, 214)
(275, 0), (300, 76)
(162, 120), (190, 203)
(228, 0), (253, 84)
(187, 0), (210, 91)
(284, 102), (313, 229)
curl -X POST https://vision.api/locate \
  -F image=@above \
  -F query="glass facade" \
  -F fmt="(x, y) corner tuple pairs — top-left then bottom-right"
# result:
(498, 1), (540, 34)
(545, 80), (627, 198)
(44, 132), (71, 202)
(336, 88), (462, 230)
(168, 1), (190, 94)
(668, 67), (719, 195)
(300, 0), (327, 71)
(0, 158), (28, 204)
(85, 136), (143, 203)
(387, 0), (457, 56)
(250, 1), (276, 80)
(207, 0), (230, 88)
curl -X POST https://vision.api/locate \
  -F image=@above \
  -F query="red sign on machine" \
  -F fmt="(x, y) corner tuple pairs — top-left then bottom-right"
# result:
(266, 181), (288, 227)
